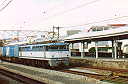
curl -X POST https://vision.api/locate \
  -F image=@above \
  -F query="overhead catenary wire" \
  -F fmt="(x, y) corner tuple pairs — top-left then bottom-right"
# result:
(37, 16), (128, 30)
(0, 0), (13, 12)
(45, 0), (88, 14)
(62, 16), (128, 28)
(0, 0), (8, 7)
(42, 0), (101, 21)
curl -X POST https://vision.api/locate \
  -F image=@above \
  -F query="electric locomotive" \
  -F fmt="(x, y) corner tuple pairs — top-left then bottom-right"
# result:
(0, 41), (69, 67)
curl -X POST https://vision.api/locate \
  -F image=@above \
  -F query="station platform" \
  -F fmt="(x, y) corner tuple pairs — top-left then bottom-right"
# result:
(0, 61), (112, 84)
(70, 57), (128, 69)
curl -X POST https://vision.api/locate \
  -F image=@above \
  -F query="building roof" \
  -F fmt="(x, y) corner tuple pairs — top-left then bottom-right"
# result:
(65, 27), (128, 42)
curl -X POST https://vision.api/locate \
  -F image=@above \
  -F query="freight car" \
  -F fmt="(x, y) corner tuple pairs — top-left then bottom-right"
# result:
(0, 41), (69, 68)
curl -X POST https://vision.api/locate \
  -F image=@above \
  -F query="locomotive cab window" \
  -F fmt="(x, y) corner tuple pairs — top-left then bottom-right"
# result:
(46, 46), (58, 51)
(45, 45), (69, 51)
(32, 45), (44, 51)
(19, 46), (30, 51)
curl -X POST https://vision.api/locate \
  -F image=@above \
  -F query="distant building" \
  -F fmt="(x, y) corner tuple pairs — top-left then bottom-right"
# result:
(88, 24), (128, 32)
(67, 30), (81, 36)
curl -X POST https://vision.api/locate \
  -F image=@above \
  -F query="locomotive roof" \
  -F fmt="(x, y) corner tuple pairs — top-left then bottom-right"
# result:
(5, 40), (66, 46)
(19, 42), (68, 47)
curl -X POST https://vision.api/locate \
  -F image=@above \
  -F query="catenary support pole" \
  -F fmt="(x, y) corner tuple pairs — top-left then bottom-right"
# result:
(112, 40), (114, 58)
(95, 41), (98, 59)
(114, 40), (117, 59)
(70, 43), (74, 57)
(81, 42), (85, 58)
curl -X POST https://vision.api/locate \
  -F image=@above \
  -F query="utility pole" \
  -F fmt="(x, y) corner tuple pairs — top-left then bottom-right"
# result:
(52, 26), (62, 40)
(57, 26), (60, 40)
(53, 26), (55, 39)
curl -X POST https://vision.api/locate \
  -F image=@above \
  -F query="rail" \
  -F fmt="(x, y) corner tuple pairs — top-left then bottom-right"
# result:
(0, 68), (46, 84)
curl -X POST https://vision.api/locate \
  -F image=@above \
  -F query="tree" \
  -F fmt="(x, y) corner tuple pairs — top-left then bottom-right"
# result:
(0, 40), (4, 47)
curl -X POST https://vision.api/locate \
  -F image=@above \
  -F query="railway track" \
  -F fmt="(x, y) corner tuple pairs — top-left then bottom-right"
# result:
(0, 68), (46, 84)
(1, 60), (128, 84)
(79, 66), (128, 78)
(60, 68), (128, 84)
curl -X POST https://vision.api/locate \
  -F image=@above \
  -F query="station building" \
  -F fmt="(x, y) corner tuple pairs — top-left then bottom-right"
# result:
(65, 24), (128, 69)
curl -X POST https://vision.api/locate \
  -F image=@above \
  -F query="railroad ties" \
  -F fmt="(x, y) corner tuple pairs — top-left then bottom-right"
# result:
(60, 67), (128, 84)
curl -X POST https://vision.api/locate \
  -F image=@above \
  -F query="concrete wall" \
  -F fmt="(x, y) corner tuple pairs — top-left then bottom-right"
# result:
(69, 57), (128, 69)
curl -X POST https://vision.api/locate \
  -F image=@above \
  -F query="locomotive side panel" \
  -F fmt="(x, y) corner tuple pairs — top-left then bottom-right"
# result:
(45, 51), (69, 58)
(19, 51), (44, 57)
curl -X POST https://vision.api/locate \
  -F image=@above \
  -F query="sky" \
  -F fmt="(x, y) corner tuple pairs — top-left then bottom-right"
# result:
(0, 0), (128, 32)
